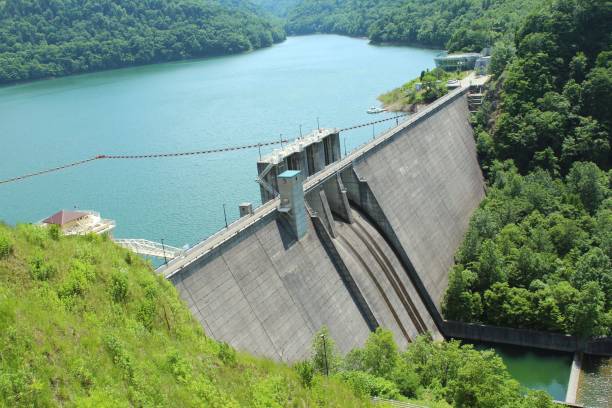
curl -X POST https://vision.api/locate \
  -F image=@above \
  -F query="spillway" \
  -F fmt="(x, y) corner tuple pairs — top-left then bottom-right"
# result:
(333, 208), (439, 348)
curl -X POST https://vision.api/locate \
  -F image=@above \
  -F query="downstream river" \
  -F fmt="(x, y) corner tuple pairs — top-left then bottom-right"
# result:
(0, 34), (580, 400)
(0, 35), (437, 246)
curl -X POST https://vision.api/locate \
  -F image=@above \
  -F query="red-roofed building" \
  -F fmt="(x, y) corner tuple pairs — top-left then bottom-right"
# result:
(42, 210), (89, 226)
(40, 210), (115, 236)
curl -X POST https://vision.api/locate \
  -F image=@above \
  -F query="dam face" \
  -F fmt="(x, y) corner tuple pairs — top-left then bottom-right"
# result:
(168, 87), (485, 361)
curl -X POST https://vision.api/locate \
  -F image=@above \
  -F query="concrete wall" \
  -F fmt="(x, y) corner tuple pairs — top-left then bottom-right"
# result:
(171, 212), (371, 361)
(444, 321), (612, 356)
(351, 93), (485, 313)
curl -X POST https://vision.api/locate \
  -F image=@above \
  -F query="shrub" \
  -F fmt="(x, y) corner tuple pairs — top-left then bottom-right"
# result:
(17, 224), (47, 247)
(0, 231), (14, 259)
(104, 334), (134, 382)
(218, 342), (237, 366)
(136, 299), (157, 330)
(29, 254), (56, 281)
(337, 371), (401, 399)
(294, 360), (314, 388)
(391, 360), (420, 398)
(125, 251), (134, 265)
(166, 350), (192, 384)
(110, 270), (129, 303)
(252, 376), (289, 408)
(73, 364), (94, 389)
(48, 224), (61, 241)
(59, 261), (95, 301)
(193, 377), (240, 408)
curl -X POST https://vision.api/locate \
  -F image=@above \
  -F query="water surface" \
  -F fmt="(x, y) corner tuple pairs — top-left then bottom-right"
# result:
(0, 35), (438, 247)
(473, 342), (572, 401)
(578, 355), (611, 408)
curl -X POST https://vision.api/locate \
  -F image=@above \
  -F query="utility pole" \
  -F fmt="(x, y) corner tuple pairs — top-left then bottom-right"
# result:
(161, 238), (168, 265)
(372, 124), (375, 139)
(223, 204), (228, 228)
(317, 117), (320, 132)
(321, 334), (329, 376)
(258, 143), (262, 160)
(343, 137), (347, 157)
(299, 124), (303, 138)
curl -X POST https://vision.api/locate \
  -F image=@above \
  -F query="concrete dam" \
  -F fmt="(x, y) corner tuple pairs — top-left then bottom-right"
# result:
(161, 84), (486, 361)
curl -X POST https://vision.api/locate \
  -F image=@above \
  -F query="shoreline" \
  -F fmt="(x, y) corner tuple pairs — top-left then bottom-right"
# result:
(0, 39), (287, 89)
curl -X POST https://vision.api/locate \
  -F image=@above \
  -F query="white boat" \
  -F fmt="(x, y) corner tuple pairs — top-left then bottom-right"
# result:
(367, 106), (386, 114)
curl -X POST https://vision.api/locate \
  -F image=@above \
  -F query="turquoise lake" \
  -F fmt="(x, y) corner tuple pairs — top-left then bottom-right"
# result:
(0, 35), (437, 247)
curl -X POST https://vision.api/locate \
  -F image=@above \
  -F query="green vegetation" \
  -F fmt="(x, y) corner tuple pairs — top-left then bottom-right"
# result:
(250, 0), (301, 17)
(0, 223), (371, 407)
(443, 0), (611, 336)
(297, 327), (556, 408)
(286, 0), (543, 52)
(0, 0), (285, 84)
(378, 68), (467, 111)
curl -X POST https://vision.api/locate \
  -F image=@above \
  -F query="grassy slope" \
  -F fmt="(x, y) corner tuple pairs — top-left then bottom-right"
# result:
(0, 223), (371, 407)
(378, 69), (468, 111)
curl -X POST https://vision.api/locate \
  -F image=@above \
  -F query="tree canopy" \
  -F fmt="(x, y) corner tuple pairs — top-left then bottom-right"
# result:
(443, 0), (611, 337)
(286, 0), (543, 52)
(0, 0), (286, 84)
(298, 328), (555, 408)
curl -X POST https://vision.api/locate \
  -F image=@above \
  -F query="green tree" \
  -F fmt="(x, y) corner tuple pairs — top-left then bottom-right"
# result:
(489, 41), (515, 78)
(566, 162), (609, 214)
(362, 328), (398, 379)
(448, 350), (521, 408)
(442, 266), (482, 322)
(568, 282), (606, 337)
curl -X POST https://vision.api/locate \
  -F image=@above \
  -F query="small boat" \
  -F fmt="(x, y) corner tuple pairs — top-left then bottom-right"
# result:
(367, 106), (386, 114)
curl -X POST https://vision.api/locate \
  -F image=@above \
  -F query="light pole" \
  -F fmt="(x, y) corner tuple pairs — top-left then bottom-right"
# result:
(320, 334), (329, 376)
(317, 117), (320, 132)
(161, 238), (168, 265)
(343, 137), (347, 157)
(223, 204), (228, 228)
(299, 124), (303, 138)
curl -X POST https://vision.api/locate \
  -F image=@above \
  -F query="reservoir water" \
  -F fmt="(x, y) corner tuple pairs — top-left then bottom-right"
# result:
(0, 35), (437, 247)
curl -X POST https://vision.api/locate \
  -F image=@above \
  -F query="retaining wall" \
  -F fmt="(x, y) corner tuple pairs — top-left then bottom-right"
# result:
(444, 321), (612, 356)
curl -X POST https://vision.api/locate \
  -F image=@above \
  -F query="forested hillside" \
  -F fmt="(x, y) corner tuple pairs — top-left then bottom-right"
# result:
(286, 0), (543, 51)
(0, 223), (371, 406)
(0, 0), (285, 84)
(442, 0), (612, 337)
(250, 0), (300, 16)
